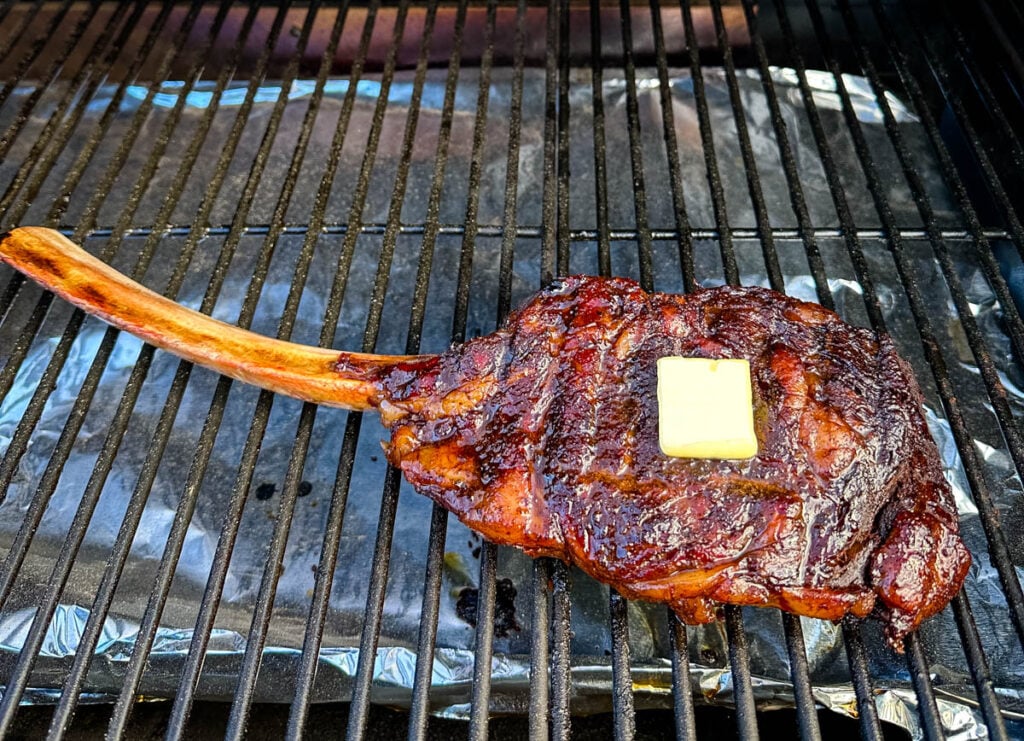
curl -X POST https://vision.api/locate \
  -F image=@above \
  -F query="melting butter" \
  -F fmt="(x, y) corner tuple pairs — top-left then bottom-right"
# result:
(657, 357), (758, 460)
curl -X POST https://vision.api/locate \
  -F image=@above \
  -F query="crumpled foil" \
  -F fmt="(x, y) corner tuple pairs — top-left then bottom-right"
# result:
(2, 63), (1023, 740)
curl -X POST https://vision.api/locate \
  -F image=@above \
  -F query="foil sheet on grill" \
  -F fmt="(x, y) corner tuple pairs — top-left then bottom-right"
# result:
(1, 65), (1023, 740)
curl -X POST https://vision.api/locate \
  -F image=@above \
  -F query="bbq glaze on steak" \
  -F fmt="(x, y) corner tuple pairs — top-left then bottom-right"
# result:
(0, 228), (971, 649)
(376, 275), (970, 648)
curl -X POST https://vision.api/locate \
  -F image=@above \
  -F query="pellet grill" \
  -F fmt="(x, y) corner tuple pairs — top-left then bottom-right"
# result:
(1, 0), (1023, 738)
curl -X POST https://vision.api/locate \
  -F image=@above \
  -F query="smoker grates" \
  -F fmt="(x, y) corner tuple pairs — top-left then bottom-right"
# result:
(1, 1), (1023, 739)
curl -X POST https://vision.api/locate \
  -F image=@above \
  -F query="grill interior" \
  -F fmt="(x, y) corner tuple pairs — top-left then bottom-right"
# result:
(1, 0), (1024, 738)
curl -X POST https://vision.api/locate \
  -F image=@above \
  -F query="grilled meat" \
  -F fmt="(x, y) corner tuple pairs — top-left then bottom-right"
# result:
(376, 274), (971, 647)
(0, 227), (971, 648)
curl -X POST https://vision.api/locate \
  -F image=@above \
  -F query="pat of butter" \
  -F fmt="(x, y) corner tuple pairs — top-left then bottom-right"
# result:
(657, 357), (758, 460)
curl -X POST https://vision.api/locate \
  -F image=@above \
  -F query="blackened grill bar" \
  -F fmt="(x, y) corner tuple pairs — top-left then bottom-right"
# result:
(0, 2), (1021, 739)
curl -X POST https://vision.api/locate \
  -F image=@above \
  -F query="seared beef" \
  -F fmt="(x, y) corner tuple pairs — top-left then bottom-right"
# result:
(377, 276), (970, 647)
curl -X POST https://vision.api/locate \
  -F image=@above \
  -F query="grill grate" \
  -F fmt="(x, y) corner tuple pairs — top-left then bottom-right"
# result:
(1, 1), (1023, 739)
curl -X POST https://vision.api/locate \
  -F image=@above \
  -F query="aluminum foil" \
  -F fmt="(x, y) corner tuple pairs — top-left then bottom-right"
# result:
(2, 63), (1023, 739)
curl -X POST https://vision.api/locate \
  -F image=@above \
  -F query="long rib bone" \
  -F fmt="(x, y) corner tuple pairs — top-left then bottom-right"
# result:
(0, 227), (425, 410)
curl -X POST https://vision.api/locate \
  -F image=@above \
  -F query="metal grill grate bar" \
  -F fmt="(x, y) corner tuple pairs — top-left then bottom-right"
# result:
(0, 2), (104, 164)
(723, 607), (760, 740)
(556, 0), (572, 281)
(607, 3), (654, 734)
(529, 561), (553, 740)
(0, 0), (72, 113)
(780, 614), (822, 741)
(904, 633), (944, 741)
(620, 0), (654, 292)
(0, 0), (42, 65)
(469, 543), (499, 741)
(0, 1), (148, 231)
(842, 619), (885, 740)
(709, 0), (784, 297)
(728, 0), (830, 309)
(679, 0), (736, 287)
(540, 0), (560, 287)
(609, 591), (636, 740)
(950, 593), (1011, 741)
(407, 504), (450, 741)
(550, 560), (573, 740)
(590, 0), (612, 277)
(496, 1), (527, 325)
(402, 3), (473, 738)
(536, 1), (574, 738)
(669, 615), (698, 741)
(649, 0), (695, 294)
(460, 2), (501, 735)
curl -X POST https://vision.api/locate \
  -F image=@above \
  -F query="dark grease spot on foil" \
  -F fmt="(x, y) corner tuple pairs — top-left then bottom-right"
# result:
(455, 578), (522, 638)
(298, 480), (313, 497)
(255, 483), (276, 500)
(700, 648), (721, 666)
